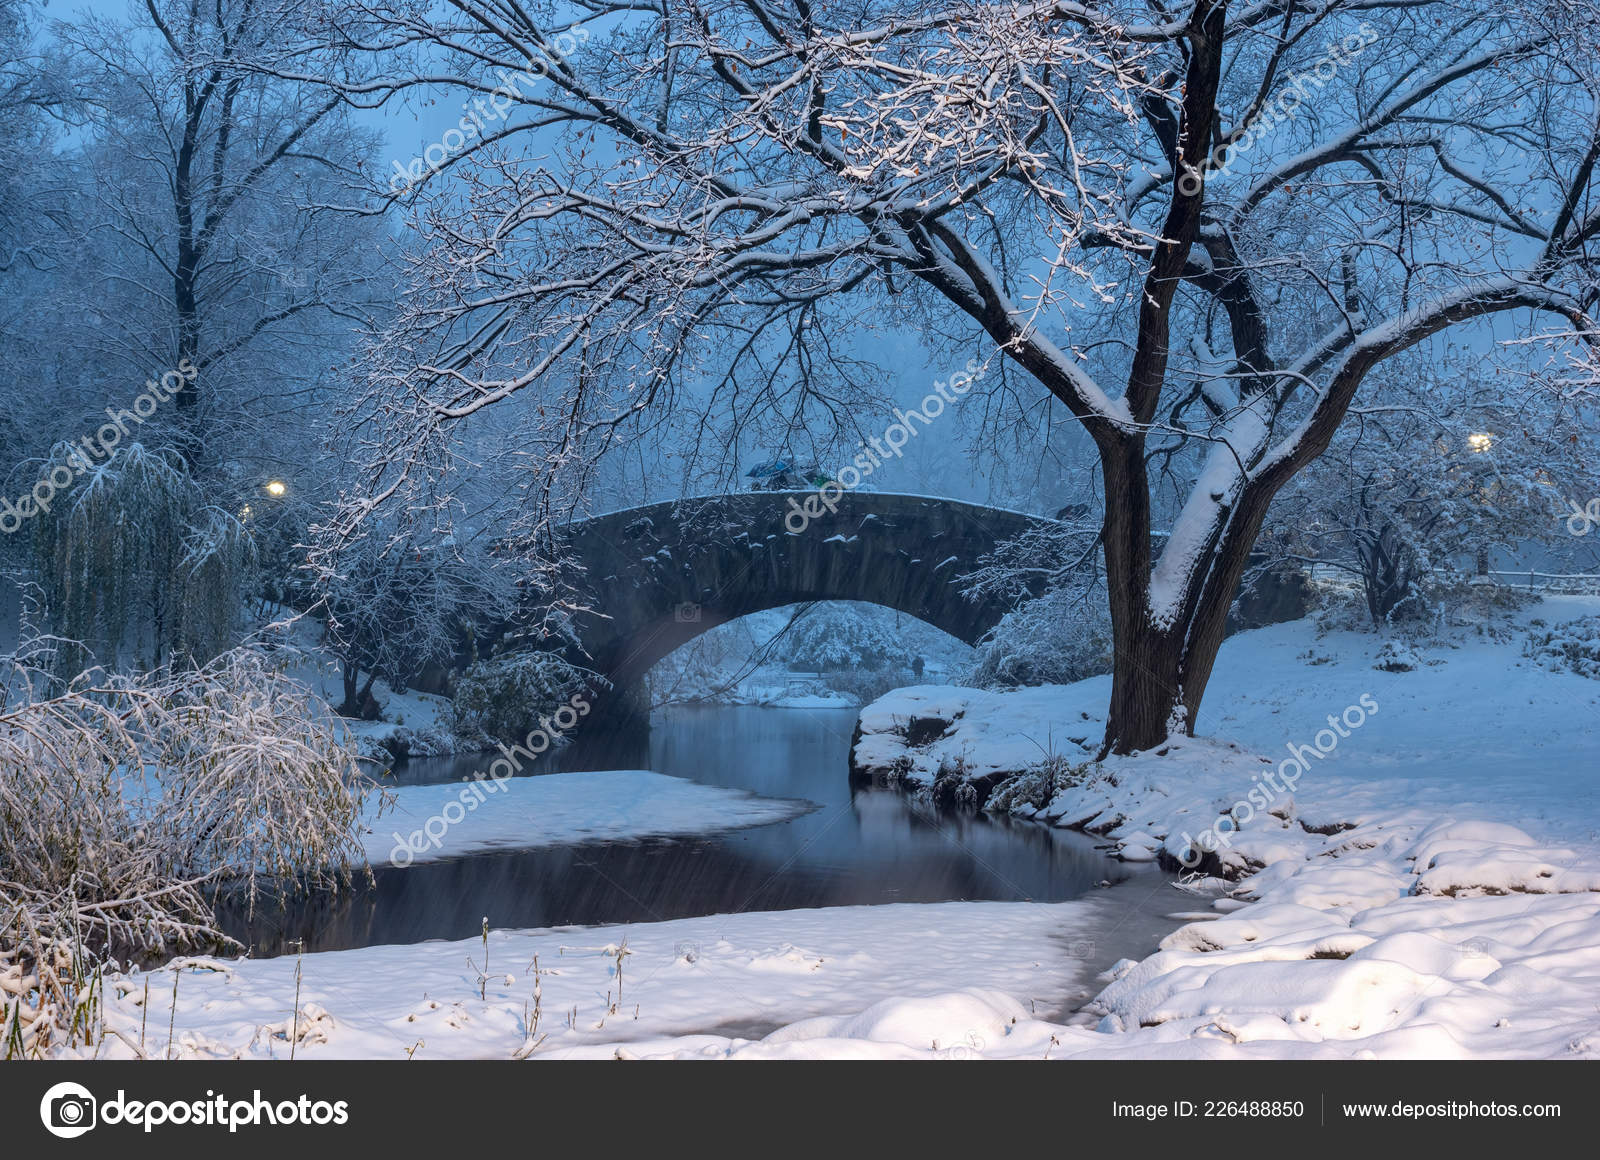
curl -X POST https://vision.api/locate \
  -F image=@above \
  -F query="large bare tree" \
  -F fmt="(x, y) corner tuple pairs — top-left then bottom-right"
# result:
(327, 0), (1600, 753)
(55, 0), (383, 464)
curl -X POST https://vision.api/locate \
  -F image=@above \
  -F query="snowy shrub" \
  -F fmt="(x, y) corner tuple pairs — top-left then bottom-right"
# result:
(985, 754), (1094, 816)
(786, 605), (913, 672)
(381, 724), (455, 762)
(1313, 584), (1385, 636)
(1523, 615), (1600, 680)
(0, 646), (382, 1054)
(1432, 576), (1537, 626)
(968, 587), (1112, 688)
(450, 652), (596, 744)
(354, 734), (397, 767)
(926, 753), (980, 812)
(1372, 639), (1422, 672)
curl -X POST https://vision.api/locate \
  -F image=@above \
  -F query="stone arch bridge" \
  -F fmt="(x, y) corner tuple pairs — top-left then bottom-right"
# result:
(528, 491), (1051, 693)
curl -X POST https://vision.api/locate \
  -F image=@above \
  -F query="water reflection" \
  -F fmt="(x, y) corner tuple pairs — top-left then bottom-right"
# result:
(223, 705), (1124, 956)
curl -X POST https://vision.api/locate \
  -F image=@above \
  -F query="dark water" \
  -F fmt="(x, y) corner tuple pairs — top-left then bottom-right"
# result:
(223, 705), (1126, 956)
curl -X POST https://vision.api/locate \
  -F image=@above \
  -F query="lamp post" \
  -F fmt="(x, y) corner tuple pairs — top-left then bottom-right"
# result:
(1467, 433), (1493, 578)
(242, 479), (287, 524)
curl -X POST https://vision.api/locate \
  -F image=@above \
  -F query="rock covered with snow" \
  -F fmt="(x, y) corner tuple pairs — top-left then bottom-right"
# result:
(1372, 639), (1423, 672)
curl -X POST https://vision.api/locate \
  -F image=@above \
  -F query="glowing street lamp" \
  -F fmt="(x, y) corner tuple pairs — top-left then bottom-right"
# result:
(265, 479), (287, 498)
(1465, 433), (1494, 576)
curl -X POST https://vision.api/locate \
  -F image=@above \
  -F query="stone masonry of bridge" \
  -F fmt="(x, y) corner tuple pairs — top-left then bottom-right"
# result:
(548, 491), (1047, 690)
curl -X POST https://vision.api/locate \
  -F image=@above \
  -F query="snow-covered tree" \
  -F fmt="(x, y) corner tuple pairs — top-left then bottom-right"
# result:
(786, 604), (913, 673)
(28, 444), (252, 674)
(320, 522), (509, 718)
(969, 585), (1114, 689)
(0, 1), (82, 498)
(46, 0), (388, 466)
(450, 651), (595, 745)
(1273, 358), (1596, 624)
(959, 509), (1111, 684)
(320, 0), (1600, 753)
(0, 1), (73, 268)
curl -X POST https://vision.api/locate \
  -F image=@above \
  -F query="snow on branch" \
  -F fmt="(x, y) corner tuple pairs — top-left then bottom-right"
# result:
(322, 0), (1157, 541)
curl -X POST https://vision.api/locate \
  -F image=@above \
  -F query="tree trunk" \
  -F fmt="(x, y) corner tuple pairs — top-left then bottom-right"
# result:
(1101, 621), (1186, 755)
(340, 662), (360, 718)
(1099, 468), (1275, 756)
(171, 84), (205, 469)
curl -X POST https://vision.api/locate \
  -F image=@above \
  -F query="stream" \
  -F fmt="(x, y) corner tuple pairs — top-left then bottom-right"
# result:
(223, 704), (1137, 956)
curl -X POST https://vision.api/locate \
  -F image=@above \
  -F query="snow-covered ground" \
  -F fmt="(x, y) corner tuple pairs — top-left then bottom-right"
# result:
(65, 599), (1600, 1059)
(370, 770), (816, 865)
(838, 598), (1600, 1057)
(856, 596), (1600, 847)
(76, 900), (1119, 1060)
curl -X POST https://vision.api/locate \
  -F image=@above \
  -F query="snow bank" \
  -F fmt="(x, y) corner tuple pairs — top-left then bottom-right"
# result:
(853, 682), (1106, 784)
(368, 770), (817, 866)
(858, 600), (1600, 845)
(812, 605), (1600, 1057)
(72, 900), (1110, 1060)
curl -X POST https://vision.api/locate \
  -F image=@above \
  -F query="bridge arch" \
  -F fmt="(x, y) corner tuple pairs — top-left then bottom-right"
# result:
(548, 492), (1052, 690)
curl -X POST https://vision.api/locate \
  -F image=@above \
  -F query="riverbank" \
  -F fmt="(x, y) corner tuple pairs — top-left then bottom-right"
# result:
(69, 897), (1150, 1059)
(833, 598), (1600, 1057)
(369, 770), (818, 866)
(51, 601), (1600, 1059)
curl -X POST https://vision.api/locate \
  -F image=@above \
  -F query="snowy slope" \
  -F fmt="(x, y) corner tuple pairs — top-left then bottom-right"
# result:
(857, 597), (1600, 845)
